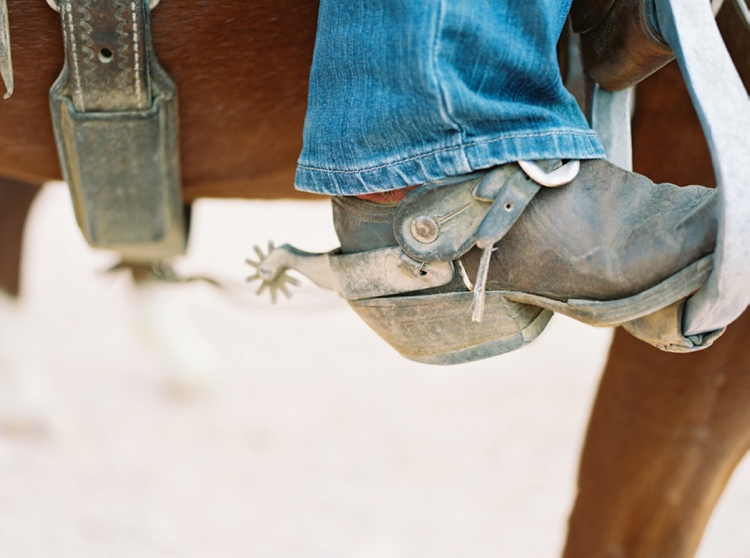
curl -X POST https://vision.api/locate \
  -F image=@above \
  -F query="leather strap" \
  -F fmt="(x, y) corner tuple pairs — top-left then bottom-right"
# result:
(570, 0), (617, 33)
(476, 172), (541, 249)
(58, 0), (150, 112)
(577, 0), (674, 90)
(50, 0), (185, 262)
(394, 165), (543, 263)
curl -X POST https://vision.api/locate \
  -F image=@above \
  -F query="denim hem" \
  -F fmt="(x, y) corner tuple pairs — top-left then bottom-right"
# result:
(295, 129), (605, 196)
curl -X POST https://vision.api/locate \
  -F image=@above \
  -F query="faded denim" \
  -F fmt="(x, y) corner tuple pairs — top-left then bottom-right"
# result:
(295, 0), (605, 196)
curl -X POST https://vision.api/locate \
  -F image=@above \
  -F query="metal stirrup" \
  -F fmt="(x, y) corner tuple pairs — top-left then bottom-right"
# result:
(592, 0), (750, 336)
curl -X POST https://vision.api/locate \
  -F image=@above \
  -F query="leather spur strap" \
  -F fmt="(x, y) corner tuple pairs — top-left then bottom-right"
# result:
(49, 0), (185, 263)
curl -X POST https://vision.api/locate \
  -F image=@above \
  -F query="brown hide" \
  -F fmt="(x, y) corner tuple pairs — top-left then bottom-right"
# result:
(565, 316), (750, 558)
(0, 0), (320, 201)
(0, 177), (39, 297)
(563, 4), (750, 557)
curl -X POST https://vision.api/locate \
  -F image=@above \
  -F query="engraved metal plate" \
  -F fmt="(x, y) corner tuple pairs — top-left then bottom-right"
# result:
(49, 0), (185, 262)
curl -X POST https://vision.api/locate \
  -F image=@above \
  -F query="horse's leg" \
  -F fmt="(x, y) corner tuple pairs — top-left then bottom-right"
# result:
(126, 203), (222, 397)
(562, 313), (750, 558)
(0, 177), (40, 298)
(0, 177), (50, 434)
(131, 274), (222, 397)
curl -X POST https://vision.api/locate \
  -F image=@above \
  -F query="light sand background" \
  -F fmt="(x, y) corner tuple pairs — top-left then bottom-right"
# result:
(0, 182), (748, 557)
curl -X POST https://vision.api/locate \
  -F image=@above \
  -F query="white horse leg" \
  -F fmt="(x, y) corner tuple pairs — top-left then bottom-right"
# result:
(132, 279), (221, 398)
(0, 291), (50, 435)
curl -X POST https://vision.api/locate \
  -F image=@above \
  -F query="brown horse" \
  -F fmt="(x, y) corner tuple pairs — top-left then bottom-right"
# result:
(1, 1), (749, 556)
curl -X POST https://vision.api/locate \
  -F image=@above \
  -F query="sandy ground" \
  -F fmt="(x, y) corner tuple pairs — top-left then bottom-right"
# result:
(0, 182), (748, 557)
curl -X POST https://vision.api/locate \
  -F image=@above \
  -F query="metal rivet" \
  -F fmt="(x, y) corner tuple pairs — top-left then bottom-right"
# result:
(98, 48), (114, 64)
(411, 216), (439, 244)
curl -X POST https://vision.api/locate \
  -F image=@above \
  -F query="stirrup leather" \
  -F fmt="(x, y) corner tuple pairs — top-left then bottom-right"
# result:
(49, 0), (185, 263)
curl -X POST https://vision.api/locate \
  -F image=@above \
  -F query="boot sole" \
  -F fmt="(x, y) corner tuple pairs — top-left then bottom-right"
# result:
(350, 293), (552, 365)
(349, 255), (712, 365)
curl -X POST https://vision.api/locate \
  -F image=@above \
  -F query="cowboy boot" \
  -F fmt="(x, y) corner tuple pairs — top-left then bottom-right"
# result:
(570, 0), (674, 90)
(329, 159), (717, 364)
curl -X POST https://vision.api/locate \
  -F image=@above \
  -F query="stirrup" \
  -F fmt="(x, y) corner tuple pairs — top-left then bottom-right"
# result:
(591, 0), (750, 338)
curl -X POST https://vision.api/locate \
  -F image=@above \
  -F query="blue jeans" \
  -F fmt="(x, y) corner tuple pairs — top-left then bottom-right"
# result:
(295, 0), (605, 196)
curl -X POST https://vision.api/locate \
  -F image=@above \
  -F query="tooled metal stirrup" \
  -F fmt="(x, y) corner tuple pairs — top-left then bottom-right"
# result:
(589, 78), (730, 353)
(48, 0), (185, 263)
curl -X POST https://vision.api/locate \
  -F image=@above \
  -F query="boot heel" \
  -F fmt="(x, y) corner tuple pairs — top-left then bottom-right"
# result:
(349, 292), (552, 365)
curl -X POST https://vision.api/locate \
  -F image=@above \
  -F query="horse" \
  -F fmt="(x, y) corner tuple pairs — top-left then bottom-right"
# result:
(1, 0), (749, 555)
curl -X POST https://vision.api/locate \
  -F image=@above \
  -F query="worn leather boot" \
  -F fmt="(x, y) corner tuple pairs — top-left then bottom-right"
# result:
(570, 0), (674, 90)
(332, 159), (717, 364)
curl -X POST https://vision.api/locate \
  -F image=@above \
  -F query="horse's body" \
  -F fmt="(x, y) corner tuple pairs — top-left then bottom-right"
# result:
(1, 1), (749, 555)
